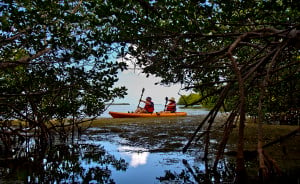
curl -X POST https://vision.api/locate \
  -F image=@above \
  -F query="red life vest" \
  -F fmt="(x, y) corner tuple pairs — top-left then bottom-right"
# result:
(144, 102), (154, 113)
(166, 102), (176, 112)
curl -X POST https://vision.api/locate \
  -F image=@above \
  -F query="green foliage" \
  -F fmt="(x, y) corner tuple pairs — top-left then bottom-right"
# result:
(0, 0), (299, 181)
(0, 0), (129, 149)
(1, 0), (299, 130)
(178, 93), (201, 105)
(178, 92), (221, 109)
(0, 1), (129, 123)
(110, 0), (300, 117)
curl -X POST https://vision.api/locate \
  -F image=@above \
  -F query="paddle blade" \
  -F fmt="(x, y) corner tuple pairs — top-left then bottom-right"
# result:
(163, 97), (168, 111)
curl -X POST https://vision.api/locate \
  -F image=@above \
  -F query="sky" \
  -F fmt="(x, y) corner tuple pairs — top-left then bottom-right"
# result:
(112, 51), (191, 106)
(114, 70), (189, 105)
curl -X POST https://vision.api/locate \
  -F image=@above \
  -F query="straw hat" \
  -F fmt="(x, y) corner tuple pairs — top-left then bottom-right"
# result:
(169, 97), (175, 102)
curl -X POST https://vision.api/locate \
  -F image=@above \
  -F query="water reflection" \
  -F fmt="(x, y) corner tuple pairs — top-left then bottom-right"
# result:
(0, 143), (128, 183)
(118, 146), (149, 167)
(2, 127), (298, 184)
(91, 137), (207, 184)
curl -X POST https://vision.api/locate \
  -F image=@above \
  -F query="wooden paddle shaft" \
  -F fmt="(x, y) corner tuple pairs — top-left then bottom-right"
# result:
(137, 88), (145, 108)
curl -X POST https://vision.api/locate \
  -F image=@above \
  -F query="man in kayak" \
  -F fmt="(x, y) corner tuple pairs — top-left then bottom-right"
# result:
(165, 97), (176, 112)
(135, 97), (154, 113)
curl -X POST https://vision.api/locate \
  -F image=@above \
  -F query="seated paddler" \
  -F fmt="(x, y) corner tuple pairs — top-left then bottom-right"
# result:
(135, 97), (154, 113)
(165, 97), (176, 113)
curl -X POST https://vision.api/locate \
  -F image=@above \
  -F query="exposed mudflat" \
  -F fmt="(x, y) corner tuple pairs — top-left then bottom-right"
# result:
(85, 115), (300, 171)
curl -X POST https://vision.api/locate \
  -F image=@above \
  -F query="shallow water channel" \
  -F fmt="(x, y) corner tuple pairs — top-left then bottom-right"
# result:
(0, 129), (211, 184)
(80, 128), (208, 184)
(1, 114), (299, 183)
(0, 124), (232, 183)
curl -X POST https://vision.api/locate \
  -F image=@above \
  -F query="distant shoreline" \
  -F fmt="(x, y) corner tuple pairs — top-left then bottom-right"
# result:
(105, 103), (130, 105)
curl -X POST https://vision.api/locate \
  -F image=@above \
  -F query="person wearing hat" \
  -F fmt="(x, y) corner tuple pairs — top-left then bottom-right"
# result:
(165, 97), (176, 113)
(135, 97), (155, 113)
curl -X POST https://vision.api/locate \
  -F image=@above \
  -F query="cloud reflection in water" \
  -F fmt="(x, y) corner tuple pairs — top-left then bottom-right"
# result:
(118, 146), (150, 167)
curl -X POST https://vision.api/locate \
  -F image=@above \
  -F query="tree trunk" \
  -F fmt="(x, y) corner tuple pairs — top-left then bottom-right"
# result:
(228, 53), (247, 183)
(257, 82), (268, 178)
(235, 98), (247, 183)
(213, 106), (239, 171)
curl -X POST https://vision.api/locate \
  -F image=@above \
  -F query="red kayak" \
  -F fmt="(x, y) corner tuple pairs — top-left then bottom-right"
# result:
(109, 111), (187, 118)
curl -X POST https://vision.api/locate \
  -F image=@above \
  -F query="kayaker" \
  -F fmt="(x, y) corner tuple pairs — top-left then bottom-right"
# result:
(135, 97), (154, 113)
(165, 97), (176, 112)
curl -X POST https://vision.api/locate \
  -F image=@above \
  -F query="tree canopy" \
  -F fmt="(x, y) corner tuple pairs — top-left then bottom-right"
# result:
(0, 1), (128, 150)
(107, 0), (300, 182)
(1, 0), (299, 183)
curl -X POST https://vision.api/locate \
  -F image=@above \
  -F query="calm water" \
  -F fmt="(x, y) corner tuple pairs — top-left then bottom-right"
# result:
(98, 105), (212, 183)
(0, 105), (213, 184)
(2, 106), (298, 183)
(81, 132), (207, 184)
(0, 112), (213, 184)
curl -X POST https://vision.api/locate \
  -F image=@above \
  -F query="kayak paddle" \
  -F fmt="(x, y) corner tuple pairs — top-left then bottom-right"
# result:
(137, 88), (145, 108)
(164, 97), (168, 111)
